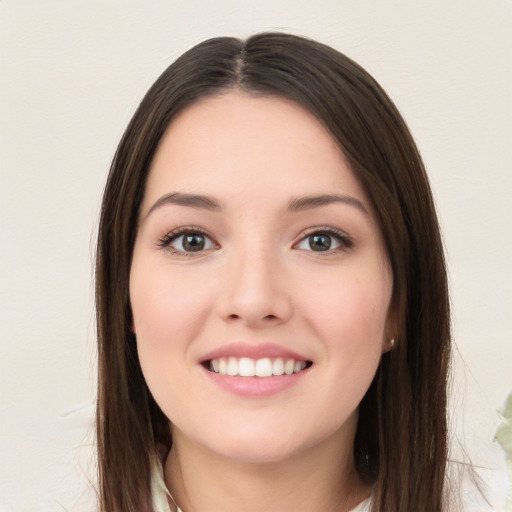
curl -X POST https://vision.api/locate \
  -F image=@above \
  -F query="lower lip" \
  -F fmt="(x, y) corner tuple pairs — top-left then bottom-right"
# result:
(202, 366), (310, 398)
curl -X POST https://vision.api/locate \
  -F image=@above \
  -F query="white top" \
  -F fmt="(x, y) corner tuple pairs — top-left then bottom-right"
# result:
(150, 457), (372, 512)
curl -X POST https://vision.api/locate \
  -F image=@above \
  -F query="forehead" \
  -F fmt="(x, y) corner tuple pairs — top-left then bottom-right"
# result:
(143, 92), (369, 212)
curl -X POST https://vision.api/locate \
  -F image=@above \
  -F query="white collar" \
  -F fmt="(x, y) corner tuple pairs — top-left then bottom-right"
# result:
(150, 456), (371, 512)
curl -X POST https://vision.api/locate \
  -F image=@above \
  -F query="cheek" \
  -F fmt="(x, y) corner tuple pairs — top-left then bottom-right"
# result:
(298, 264), (392, 366)
(300, 272), (390, 415)
(305, 277), (390, 334)
(130, 261), (214, 346)
(129, 260), (216, 415)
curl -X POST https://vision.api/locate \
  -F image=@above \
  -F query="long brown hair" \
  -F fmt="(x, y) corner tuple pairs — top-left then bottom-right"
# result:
(96, 33), (450, 512)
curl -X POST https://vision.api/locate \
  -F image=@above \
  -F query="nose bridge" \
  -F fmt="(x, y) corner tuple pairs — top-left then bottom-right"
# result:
(220, 236), (290, 326)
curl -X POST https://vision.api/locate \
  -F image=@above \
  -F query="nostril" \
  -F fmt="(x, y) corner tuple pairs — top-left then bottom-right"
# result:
(226, 313), (278, 321)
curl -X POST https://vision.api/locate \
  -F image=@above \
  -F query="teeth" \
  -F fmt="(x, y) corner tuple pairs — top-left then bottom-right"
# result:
(209, 357), (309, 377)
(284, 359), (295, 375)
(239, 357), (255, 377)
(227, 357), (238, 376)
(255, 358), (273, 377)
(272, 358), (284, 376)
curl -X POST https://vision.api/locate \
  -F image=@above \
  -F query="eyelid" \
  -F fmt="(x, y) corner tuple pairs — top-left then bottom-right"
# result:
(156, 225), (352, 255)
(293, 226), (354, 252)
(157, 226), (219, 255)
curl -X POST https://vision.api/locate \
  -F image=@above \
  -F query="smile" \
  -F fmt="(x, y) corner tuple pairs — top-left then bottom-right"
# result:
(206, 357), (312, 377)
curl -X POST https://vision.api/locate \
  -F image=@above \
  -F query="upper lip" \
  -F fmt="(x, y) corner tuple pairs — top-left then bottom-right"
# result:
(199, 342), (311, 363)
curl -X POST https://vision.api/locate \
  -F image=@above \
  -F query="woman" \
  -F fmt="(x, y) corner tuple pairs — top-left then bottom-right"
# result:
(96, 33), (451, 511)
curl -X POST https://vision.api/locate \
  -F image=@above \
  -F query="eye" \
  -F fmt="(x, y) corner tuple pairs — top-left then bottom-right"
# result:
(295, 229), (353, 253)
(159, 228), (217, 255)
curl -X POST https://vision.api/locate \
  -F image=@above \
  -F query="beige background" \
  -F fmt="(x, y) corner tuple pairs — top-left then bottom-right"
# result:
(1, 1), (511, 511)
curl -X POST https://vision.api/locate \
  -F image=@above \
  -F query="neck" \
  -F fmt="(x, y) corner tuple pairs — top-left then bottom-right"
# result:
(164, 418), (371, 512)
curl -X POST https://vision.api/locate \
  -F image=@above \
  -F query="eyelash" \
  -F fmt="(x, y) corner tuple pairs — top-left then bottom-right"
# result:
(157, 226), (353, 256)
(157, 226), (218, 257)
(295, 227), (354, 254)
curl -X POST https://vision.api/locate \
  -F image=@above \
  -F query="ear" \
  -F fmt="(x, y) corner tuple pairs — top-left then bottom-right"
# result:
(129, 307), (136, 333)
(129, 320), (137, 344)
(382, 337), (396, 353)
(382, 297), (398, 353)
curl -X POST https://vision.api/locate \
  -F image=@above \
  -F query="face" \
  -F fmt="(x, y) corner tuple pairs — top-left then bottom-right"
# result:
(130, 92), (393, 464)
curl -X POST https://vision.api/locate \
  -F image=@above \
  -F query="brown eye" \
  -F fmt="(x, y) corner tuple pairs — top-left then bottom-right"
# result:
(308, 234), (332, 251)
(182, 233), (206, 251)
(168, 232), (215, 253)
(295, 229), (353, 253)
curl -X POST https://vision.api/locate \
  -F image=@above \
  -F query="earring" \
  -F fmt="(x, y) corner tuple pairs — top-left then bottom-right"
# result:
(390, 338), (395, 348)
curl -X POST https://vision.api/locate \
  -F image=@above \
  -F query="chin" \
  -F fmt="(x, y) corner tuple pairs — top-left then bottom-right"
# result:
(197, 422), (334, 465)
(212, 439), (303, 465)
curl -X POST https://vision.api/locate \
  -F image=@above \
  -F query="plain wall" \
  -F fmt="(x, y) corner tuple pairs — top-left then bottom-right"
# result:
(1, 1), (511, 511)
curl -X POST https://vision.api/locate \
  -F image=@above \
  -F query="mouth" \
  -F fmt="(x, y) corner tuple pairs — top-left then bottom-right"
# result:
(202, 357), (313, 377)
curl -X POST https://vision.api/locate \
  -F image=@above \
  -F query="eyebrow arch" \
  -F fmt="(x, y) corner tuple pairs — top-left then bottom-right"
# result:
(145, 192), (221, 218)
(145, 191), (368, 219)
(286, 194), (368, 214)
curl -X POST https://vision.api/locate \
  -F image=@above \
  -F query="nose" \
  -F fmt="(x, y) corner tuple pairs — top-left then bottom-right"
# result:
(217, 246), (292, 328)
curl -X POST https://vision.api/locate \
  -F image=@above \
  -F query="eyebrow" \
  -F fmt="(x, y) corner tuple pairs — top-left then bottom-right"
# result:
(145, 191), (368, 218)
(286, 194), (368, 215)
(145, 192), (221, 218)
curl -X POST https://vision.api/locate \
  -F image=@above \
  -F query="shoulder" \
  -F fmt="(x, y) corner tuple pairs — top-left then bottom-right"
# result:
(350, 497), (372, 512)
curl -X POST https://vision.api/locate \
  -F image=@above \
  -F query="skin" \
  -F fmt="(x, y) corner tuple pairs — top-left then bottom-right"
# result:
(130, 92), (394, 512)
